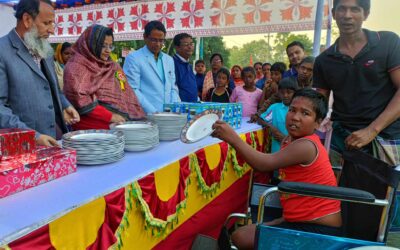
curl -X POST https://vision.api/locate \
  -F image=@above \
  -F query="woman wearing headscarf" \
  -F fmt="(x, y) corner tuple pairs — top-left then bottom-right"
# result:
(63, 25), (144, 130)
(54, 42), (73, 90)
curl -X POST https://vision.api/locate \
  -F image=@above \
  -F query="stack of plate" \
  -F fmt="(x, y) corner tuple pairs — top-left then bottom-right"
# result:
(62, 130), (125, 165)
(148, 113), (187, 141)
(110, 121), (159, 151)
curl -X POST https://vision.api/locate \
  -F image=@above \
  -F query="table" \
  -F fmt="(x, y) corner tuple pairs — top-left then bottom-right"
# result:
(0, 119), (265, 249)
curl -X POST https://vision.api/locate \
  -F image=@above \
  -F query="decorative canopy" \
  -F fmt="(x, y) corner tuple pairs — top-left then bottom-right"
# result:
(49, 0), (329, 43)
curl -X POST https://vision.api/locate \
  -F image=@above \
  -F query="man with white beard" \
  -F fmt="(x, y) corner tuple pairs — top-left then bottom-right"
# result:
(0, 0), (80, 146)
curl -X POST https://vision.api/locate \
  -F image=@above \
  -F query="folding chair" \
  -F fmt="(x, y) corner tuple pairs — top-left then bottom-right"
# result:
(255, 150), (400, 249)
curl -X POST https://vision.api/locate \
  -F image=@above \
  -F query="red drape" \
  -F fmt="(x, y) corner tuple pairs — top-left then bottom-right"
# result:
(137, 157), (191, 221)
(153, 171), (251, 250)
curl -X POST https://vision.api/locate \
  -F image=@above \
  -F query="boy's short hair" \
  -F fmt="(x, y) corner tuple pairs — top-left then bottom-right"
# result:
(216, 67), (230, 79)
(270, 62), (287, 75)
(195, 59), (205, 66)
(333, 0), (370, 13)
(292, 89), (328, 121)
(300, 56), (315, 65)
(241, 66), (256, 78)
(286, 41), (305, 53)
(278, 77), (298, 91)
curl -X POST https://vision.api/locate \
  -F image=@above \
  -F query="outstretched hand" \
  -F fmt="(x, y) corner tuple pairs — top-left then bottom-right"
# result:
(211, 120), (238, 144)
(36, 134), (59, 147)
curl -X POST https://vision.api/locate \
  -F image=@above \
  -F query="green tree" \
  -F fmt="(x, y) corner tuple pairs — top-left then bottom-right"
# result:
(271, 32), (313, 64)
(228, 39), (272, 68)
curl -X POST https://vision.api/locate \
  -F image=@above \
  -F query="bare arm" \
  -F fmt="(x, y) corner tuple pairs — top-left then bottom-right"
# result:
(212, 121), (317, 172)
(346, 68), (400, 148)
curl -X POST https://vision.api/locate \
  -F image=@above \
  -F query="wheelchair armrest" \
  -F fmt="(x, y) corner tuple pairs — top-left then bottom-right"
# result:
(277, 182), (376, 203)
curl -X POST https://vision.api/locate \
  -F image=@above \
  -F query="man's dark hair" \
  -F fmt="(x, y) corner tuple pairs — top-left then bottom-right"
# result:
(144, 20), (166, 36)
(210, 53), (223, 64)
(15, 0), (52, 20)
(195, 59), (205, 66)
(278, 77), (298, 91)
(286, 41), (305, 53)
(291, 88), (328, 121)
(173, 33), (192, 46)
(300, 56), (315, 65)
(241, 66), (256, 79)
(333, 0), (370, 13)
(216, 67), (230, 79)
(253, 62), (262, 68)
(270, 62), (287, 75)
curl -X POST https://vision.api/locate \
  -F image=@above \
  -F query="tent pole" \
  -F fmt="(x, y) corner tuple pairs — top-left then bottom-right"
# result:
(326, 0), (333, 47)
(313, 0), (325, 57)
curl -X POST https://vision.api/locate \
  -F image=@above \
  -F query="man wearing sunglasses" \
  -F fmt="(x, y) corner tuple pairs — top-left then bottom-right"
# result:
(123, 20), (180, 114)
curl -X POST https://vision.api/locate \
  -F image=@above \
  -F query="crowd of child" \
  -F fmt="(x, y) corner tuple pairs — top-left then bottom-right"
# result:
(194, 40), (314, 124)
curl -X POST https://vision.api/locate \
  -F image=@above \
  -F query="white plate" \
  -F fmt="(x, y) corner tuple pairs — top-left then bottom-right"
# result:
(115, 123), (153, 129)
(181, 109), (221, 143)
(70, 133), (117, 141)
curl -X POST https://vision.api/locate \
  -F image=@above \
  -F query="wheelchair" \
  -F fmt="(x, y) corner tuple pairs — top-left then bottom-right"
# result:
(254, 150), (400, 249)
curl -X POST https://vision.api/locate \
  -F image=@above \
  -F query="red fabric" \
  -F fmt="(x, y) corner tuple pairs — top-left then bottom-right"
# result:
(72, 105), (113, 130)
(252, 131), (272, 184)
(153, 171), (251, 250)
(9, 225), (53, 250)
(137, 157), (191, 221)
(279, 134), (340, 222)
(87, 188), (126, 250)
(194, 142), (228, 186)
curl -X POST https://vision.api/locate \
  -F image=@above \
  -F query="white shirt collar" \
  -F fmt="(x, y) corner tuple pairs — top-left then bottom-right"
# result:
(176, 53), (189, 63)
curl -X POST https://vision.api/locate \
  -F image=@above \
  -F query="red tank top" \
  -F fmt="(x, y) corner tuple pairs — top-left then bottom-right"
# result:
(279, 134), (340, 222)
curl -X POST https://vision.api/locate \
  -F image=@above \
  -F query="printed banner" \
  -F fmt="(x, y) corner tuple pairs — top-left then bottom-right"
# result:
(49, 0), (329, 42)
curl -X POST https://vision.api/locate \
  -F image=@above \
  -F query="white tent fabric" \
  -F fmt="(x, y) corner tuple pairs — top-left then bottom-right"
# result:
(0, 4), (16, 37)
(49, 0), (329, 43)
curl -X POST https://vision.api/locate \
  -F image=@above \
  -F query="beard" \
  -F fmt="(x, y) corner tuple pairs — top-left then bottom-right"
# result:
(24, 25), (54, 58)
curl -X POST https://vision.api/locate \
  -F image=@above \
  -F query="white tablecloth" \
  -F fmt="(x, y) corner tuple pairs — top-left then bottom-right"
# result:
(0, 118), (260, 245)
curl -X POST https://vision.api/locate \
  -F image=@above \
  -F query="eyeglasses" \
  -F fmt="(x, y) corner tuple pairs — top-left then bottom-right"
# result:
(180, 42), (195, 47)
(147, 37), (166, 44)
(102, 45), (115, 51)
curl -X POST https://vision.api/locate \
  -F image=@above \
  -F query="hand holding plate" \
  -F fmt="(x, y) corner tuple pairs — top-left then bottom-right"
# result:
(211, 120), (237, 144)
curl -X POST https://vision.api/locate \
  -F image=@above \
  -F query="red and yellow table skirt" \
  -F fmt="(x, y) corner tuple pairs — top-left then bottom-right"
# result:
(4, 129), (267, 250)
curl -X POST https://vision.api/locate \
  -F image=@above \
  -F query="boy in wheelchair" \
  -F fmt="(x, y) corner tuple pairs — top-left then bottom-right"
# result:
(212, 89), (341, 249)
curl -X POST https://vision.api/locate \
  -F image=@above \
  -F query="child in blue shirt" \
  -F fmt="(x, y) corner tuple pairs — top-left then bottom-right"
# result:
(259, 77), (298, 153)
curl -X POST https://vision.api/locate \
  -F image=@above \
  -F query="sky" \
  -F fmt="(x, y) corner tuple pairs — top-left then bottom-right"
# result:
(223, 0), (400, 48)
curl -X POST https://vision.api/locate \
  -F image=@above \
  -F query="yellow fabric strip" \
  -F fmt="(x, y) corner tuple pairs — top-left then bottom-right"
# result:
(49, 197), (106, 249)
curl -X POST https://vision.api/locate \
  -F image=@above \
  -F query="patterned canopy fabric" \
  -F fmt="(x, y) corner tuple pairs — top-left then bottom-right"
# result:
(49, 0), (329, 42)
